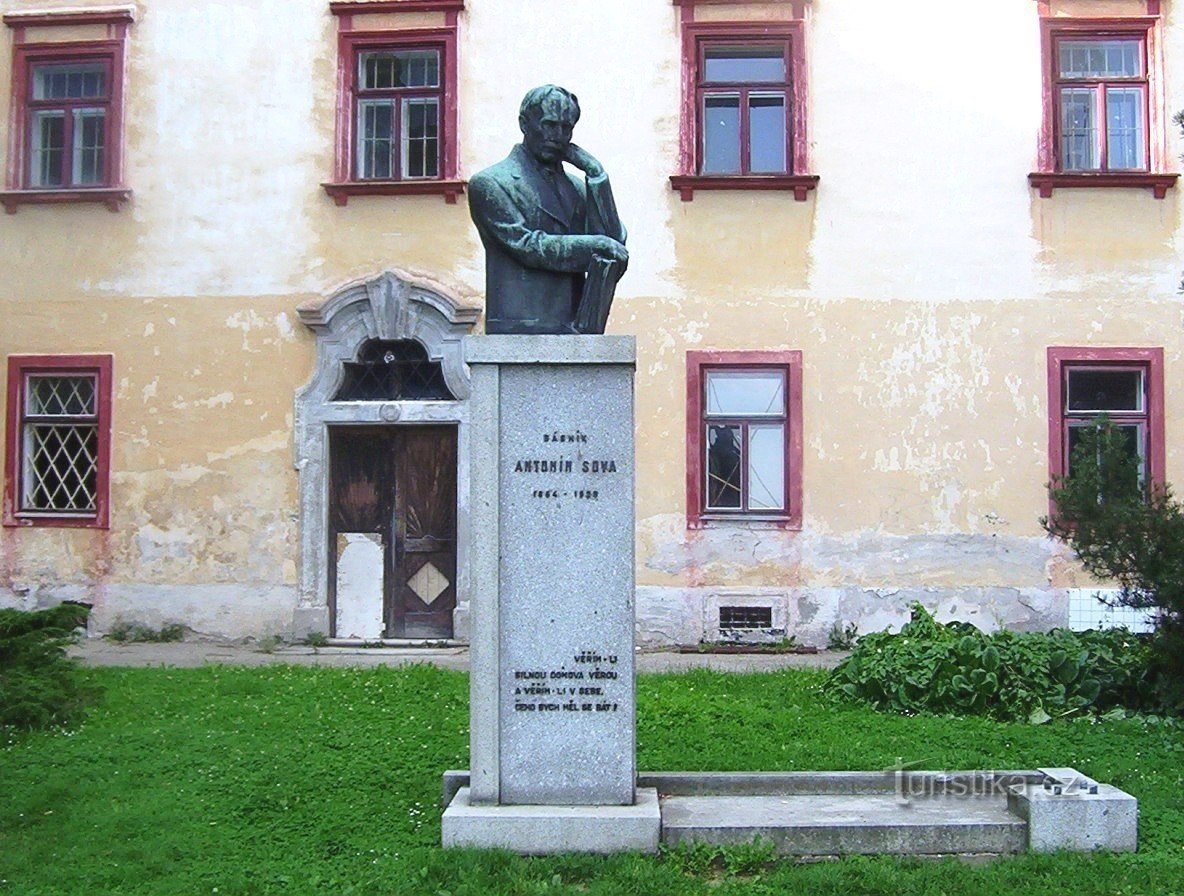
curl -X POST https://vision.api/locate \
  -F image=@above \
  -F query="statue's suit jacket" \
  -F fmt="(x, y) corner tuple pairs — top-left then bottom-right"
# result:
(468, 144), (626, 334)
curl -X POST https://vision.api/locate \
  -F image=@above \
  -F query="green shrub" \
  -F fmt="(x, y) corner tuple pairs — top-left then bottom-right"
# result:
(0, 603), (96, 733)
(825, 603), (1154, 722)
(1043, 420), (1184, 712)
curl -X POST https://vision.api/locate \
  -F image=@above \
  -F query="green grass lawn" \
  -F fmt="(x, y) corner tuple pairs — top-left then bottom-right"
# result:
(2, 664), (1183, 895)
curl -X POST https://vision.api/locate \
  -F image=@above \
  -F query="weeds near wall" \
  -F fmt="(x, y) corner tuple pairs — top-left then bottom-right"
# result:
(106, 620), (186, 643)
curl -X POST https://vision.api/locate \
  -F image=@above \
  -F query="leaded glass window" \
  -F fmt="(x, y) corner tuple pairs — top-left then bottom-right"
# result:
(334, 340), (454, 401)
(20, 374), (99, 513)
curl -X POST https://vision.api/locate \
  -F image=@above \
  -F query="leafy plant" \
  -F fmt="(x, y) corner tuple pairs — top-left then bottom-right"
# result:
(0, 602), (96, 732)
(303, 631), (328, 648)
(827, 620), (859, 650)
(1043, 420), (1184, 711)
(825, 602), (1153, 722)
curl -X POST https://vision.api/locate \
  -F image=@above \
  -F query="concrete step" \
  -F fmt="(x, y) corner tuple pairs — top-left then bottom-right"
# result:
(660, 793), (1027, 856)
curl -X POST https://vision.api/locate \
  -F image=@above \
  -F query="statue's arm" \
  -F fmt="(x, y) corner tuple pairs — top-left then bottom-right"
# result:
(470, 175), (604, 273)
(584, 171), (626, 245)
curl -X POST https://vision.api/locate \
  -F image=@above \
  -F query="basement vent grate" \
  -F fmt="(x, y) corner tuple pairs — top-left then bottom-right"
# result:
(719, 605), (773, 631)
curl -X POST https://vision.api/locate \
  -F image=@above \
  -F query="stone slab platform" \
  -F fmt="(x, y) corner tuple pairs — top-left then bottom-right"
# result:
(662, 793), (1026, 856)
(441, 787), (661, 854)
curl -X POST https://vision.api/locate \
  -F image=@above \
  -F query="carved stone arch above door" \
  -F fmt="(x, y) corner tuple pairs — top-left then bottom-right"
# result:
(292, 271), (480, 641)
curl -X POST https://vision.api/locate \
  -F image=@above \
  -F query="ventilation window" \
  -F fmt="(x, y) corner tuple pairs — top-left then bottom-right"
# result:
(719, 605), (773, 630)
(334, 339), (454, 401)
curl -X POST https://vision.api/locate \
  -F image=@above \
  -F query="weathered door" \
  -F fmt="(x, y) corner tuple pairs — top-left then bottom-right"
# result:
(328, 426), (457, 639)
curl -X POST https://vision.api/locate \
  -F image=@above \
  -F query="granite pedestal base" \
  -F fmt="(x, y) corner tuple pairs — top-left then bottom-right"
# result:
(441, 787), (661, 854)
(459, 335), (637, 820)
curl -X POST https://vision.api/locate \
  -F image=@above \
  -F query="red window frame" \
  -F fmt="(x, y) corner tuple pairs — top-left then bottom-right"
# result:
(1046, 347), (1164, 514)
(2, 9), (132, 213)
(324, 2), (464, 206)
(670, 6), (817, 201)
(686, 350), (803, 529)
(4, 355), (113, 529)
(1030, 14), (1177, 198)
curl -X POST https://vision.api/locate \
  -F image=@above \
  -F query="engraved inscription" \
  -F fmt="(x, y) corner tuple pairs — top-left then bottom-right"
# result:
(509, 430), (623, 506)
(509, 649), (623, 713)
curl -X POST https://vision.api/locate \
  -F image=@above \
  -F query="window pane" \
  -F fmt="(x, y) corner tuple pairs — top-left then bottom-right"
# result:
(1060, 88), (1098, 171)
(706, 370), (785, 417)
(1058, 39), (1141, 78)
(1067, 422), (1143, 491)
(706, 424), (742, 509)
(748, 424), (785, 511)
(748, 93), (787, 174)
(30, 111), (65, 187)
(1106, 87), (1145, 170)
(23, 423), (98, 511)
(73, 109), (106, 185)
(358, 100), (394, 179)
(402, 98), (439, 178)
(1067, 369), (1144, 412)
(27, 375), (97, 416)
(702, 94), (741, 174)
(704, 47), (786, 83)
(360, 49), (440, 89)
(32, 62), (106, 100)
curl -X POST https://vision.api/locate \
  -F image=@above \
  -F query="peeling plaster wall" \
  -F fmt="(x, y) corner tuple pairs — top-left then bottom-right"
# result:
(1, 0), (1182, 641)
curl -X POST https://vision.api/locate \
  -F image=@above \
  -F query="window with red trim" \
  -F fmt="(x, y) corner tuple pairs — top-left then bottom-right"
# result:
(324, 2), (463, 205)
(4, 356), (113, 528)
(1030, 16), (1177, 198)
(1047, 348), (1164, 506)
(671, 13), (816, 201)
(2, 9), (132, 213)
(686, 351), (803, 528)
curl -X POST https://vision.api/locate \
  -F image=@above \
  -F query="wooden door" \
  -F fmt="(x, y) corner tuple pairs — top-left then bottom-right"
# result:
(328, 426), (457, 639)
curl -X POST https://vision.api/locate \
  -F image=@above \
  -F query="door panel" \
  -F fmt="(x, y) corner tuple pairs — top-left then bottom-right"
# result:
(392, 427), (457, 638)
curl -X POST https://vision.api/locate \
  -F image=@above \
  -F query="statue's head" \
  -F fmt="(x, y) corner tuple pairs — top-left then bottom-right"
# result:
(518, 85), (581, 165)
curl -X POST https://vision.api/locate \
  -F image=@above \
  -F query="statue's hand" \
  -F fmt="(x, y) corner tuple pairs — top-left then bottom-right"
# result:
(564, 144), (604, 179)
(589, 235), (629, 265)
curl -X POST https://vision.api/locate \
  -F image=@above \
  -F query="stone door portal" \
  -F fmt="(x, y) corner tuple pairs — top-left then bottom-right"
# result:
(328, 425), (458, 639)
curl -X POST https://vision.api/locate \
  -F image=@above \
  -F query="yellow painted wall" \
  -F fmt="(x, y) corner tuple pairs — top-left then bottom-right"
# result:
(1, 0), (1180, 635)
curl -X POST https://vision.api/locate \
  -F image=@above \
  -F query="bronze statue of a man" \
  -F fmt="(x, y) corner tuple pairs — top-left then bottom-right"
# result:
(469, 85), (628, 335)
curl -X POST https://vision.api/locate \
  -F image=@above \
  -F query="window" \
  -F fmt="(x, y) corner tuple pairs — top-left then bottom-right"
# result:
(670, 3), (817, 201)
(1047, 347), (1164, 508)
(1030, 12), (1177, 198)
(686, 351), (803, 528)
(4, 356), (113, 528)
(2, 8), (132, 213)
(324, 2), (464, 205)
(1057, 35), (1147, 172)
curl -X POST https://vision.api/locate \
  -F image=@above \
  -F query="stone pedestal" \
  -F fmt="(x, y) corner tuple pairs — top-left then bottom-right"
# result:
(442, 335), (658, 851)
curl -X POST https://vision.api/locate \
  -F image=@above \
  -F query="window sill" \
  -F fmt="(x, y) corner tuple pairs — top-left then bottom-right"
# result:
(4, 513), (106, 530)
(670, 174), (819, 202)
(689, 514), (801, 531)
(0, 188), (131, 214)
(322, 180), (466, 206)
(1028, 172), (1178, 199)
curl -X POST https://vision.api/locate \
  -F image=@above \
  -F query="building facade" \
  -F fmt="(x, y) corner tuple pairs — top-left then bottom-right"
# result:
(1, 0), (1178, 644)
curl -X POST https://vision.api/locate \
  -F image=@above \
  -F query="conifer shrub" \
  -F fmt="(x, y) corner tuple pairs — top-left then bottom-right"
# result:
(825, 603), (1153, 722)
(0, 603), (95, 733)
(1042, 420), (1184, 712)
